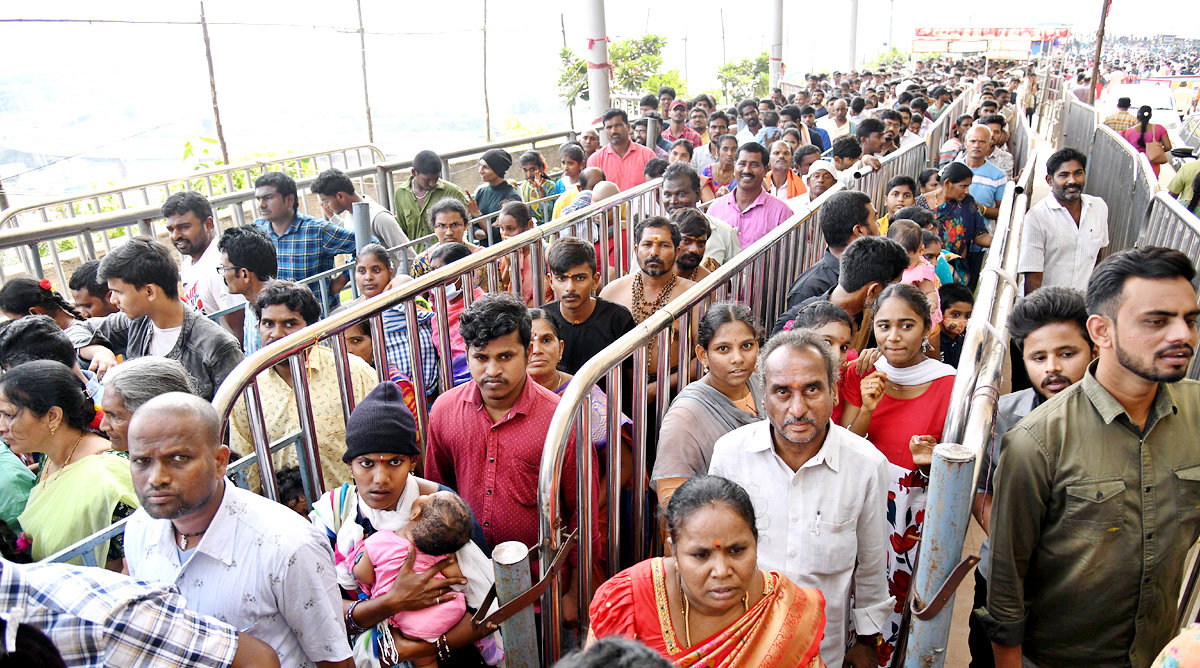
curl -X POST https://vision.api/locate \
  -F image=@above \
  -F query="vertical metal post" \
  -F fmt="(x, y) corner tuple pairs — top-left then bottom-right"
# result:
(492, 542), (539, 668)
(353, 201), (372, 252)
(289, 352), (328, 499)
(769, 0), (783, 91)
(605, 365), (623, 571)
(243, 380), (279, 500)
(585, 0), (612, 130)
(631, 346), (649, 561)
(329, 333), (358, 425)
(405, 301), (431, 439)
(432, 285), (455, 392)
(848, 0), (860, 71)
(575, 405), (593, 635)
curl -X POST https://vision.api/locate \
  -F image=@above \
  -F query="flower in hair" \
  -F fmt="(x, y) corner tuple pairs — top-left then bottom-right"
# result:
(38, 279), (52, 290)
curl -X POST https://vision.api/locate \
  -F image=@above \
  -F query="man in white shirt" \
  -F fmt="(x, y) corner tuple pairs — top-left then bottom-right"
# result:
(313, 168), (415, 270)
(710, 329), (894, 668)
(693, 110), (730, 172)
(164, 191), (246, 335)
(124, 393), (354, 668)
(1018, 148), (1110, 294)
(817, 99), (854, 141)
(735, 99), (763, 144)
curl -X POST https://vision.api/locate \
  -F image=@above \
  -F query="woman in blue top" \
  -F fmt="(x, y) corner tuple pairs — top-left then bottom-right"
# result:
(915, 162), (993, 286)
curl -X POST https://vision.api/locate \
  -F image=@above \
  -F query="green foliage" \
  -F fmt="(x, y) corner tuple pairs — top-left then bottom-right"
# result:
(645, 70), (687, 98)
(864, 47), (909, 69)
(717, 51), (770, 103)
(495, 116), (551, 140)
(558, 34), (670, 106)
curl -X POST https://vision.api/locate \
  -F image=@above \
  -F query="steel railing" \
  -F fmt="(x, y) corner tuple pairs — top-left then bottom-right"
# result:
(536, 185), (842, 661)
(1181, 113), (1200, 149)
(0, 132), (580, 295)
(851, 140), (929, 207)
(925, 82), (984, 169)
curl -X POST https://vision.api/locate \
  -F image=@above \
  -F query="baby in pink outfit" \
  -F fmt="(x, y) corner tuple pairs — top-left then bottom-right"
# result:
(349, 491), (474, 666)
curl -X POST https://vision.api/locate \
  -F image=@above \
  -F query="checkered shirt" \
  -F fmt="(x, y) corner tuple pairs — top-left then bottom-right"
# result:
(0, 558), (240, 668)
(255, 213), (358, 311)
(380, 305), (441, 397)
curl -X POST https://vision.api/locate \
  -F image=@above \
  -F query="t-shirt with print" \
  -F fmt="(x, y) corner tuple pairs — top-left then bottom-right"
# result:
(179, 240), (246, 315)
(542, 298), (636, 375)
(148, 325), (182, 357)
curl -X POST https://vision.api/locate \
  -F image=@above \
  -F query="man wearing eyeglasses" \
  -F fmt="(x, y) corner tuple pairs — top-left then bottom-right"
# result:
(216, 226), (277, 354)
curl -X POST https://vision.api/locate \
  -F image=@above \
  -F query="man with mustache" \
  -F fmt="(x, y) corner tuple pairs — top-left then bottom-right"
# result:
(968, 287), (1094, 668)
(707, 142), (795, 248)
(662, 162), (740, 265)
(542, 237), (635, 375)
(669, 208), (714, 281)
(164, 191), (246, 335)
(981, 247), (1200, 668)
(709, 329), (893, 668)
(426, 293), (599, 625)
(1017, 149), (1110, 294)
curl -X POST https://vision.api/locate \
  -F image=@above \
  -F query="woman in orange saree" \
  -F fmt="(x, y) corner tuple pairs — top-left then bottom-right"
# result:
(587, 475), (826, 668)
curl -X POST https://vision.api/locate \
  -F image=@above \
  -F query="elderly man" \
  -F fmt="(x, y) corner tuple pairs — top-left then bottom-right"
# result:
(817, 98), (854, 141)
(100, 356), (196, 451)
(579, 128), (601, 162)
(124, 393), (353, 668)
(707, 142), (794, 248)
(709, 329), (893, 668)
(765, 140), (805, 199)
(787, 159), (838, 210)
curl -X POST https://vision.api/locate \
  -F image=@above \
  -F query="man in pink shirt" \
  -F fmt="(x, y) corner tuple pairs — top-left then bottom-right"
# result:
(586, 109), (658, 191)
(707, 142), (796, 248)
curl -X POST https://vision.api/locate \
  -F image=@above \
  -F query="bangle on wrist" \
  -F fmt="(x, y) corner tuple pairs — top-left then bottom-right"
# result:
(346, 599), (369, 634)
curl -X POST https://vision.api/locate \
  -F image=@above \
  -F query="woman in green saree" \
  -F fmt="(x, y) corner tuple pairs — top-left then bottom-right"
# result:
(0, 360), (136, 568)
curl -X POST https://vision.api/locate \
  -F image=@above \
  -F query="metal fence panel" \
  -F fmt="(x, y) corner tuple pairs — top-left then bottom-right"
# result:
(1085, 127), (1140, 255)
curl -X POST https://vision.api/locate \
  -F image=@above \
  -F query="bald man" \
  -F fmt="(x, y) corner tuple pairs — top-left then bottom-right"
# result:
(123, 393), (353, 668)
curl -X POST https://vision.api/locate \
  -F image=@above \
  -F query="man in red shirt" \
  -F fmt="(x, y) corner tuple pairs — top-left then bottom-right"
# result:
(586, 109), (658, 191)
(661, 99), (702, 147)
(425, 292), (600, 624)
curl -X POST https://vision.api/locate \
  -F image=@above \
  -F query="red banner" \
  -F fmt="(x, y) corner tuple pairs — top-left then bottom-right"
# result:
(914, 26), (1070, 41)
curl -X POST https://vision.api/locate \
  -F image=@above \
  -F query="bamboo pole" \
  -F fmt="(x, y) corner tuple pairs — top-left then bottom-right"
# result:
(561, 13), (574, 130)
(199, 2), (229, 165)
(1089, 0), (1110, 105)
(356, 0), (374, 143)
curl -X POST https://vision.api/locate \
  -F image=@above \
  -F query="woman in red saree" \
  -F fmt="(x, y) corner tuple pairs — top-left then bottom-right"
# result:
(587, 475), (826, 668)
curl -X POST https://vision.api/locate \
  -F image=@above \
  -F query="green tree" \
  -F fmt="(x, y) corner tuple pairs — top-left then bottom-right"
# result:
(864, 47), (908, 69)
(716, 51), (769, 103)
(558, 34), (670, 107)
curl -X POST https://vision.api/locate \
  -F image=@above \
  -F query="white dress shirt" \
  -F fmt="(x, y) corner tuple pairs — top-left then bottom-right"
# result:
(1017, 193), (1110, 293)
(900, 130), (923, 148)
(179, 239), (246, 316)
(709, 420), (895, 668)
(693, 143), (719, 171)
(125, 480), (352, 667)
(702, 213), (741, 265)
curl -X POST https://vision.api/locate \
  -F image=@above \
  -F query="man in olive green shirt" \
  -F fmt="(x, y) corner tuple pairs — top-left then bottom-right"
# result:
(392, 150), (469, 241)
(981, 247), (1200, 668)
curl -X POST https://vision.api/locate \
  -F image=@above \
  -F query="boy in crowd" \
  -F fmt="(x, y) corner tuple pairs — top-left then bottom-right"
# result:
(877, 176), (918, 234)
(541, 237), (636, 375)
(969, 287), (1093, 668)
(939, 283), (974, 368)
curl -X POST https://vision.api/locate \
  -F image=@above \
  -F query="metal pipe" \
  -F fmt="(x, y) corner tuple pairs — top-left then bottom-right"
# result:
(329, 333), (357, 426)
(288, 353), (327, 501)
(585, 0), (612, 133)
(575, 404), (593, 635)
(353, 200), (372, 252)
(769, 0), (783, 90)
(243, 380), (279, 500)
(492, 541), (538, 668)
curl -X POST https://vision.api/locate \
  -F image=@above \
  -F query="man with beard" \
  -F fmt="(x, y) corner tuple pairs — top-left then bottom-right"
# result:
(969, 287), (1094, 668)
(662, 99), (702, 146)
(709, 329), (893, 668)
(426, 293), (599, 621)
(662, 162), (740, 264)
(707, 142), (794, 248)
(735, 99), (763, 144)
(669, 208), (715, 281)
(1017, 149), (1110, 294)
(588, 109), (657, 190)
(124, 392), (353, 668)
(875, 109), (904, 155)
(981, 247), (1200, 668)
(164, 191), (246, 334)
(599, 217), (695, 324)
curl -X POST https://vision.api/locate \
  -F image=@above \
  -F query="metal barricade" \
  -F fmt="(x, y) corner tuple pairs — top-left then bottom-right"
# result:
(1180, 113), (1200, 150)
(1059, 95), (1098, 155)
(850, 140), (929, 208)
(46, 176), (664, 566)
(925, 82), (984, 169)
(535, 185), (843, 661)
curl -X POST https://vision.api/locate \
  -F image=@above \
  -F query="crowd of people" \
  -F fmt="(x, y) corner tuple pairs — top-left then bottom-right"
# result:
(0, 50), (1198, 668)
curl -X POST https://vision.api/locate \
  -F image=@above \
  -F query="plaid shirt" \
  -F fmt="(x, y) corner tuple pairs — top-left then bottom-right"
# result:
(0, 558), (239, 668)
(662, 124), (703, 147)
(1102, 110), (1138, 133)
(381, 305), (441, 397)
(255, 213), (358, 311)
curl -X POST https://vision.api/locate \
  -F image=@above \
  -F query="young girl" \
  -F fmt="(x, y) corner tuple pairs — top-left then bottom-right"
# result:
(348, 491), (477, 667)
(839, 283), (956, 666)
(921, 230), (956, 288)
(887, 220), (942, 357)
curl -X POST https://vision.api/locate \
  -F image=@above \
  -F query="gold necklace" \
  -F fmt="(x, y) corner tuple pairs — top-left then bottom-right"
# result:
(679, 570), (748, 648)
(42, 431), (86, 484)
(631, 272), (678, 323)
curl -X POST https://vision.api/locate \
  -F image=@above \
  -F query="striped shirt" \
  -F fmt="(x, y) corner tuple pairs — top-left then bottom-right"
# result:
(0, 557), (239, 668)
(955, 157), (1008, 208)
(381, 304), (441, 398)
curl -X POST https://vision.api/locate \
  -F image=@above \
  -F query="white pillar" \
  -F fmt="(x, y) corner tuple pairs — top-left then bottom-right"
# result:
(769, 0), (783, 90)
(849, 0), (860, 71)
(585, 0), (612, 144)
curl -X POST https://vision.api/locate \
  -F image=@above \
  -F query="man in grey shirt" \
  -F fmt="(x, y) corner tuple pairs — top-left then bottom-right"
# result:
(95, 236), (243, 401)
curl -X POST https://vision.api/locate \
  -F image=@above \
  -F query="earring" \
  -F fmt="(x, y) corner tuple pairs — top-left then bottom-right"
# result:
(49, 425), (57, 436)
(922, 339), (931, 353)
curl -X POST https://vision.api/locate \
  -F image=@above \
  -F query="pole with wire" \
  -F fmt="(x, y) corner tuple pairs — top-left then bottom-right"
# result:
(199, 2), (229, 165)
(355, 0), (374, 143)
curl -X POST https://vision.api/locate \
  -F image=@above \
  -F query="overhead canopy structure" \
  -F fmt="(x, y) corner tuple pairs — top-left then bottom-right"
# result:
(912, 26), (1071, 60)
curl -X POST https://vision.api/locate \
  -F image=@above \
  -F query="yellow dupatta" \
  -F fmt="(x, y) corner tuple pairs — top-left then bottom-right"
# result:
(651, 559), (827, 668)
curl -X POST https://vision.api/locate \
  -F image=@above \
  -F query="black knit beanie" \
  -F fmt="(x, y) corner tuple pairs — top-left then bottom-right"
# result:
(342, 381), (420, 462)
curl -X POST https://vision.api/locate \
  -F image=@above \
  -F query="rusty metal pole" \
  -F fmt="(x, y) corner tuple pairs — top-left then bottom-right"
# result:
(199, 2), (230, 165)
(1089, 0), (1110, 105)
(492, 542), (538, 668)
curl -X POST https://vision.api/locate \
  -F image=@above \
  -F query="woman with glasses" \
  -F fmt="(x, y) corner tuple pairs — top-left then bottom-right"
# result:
(409, 198), (483, 279)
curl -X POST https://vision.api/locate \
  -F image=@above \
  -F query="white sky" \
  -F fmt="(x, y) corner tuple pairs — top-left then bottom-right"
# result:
(1, 0), (1196, 196)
